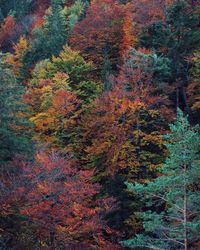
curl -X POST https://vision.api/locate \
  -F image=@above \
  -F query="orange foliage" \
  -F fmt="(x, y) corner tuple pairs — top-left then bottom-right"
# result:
(0, 16), (16, 50)
(79, 81), (168, 180)
(24, 73), (79, 146)
(70, 0), (136, 69)
(6, 36), (30, 79)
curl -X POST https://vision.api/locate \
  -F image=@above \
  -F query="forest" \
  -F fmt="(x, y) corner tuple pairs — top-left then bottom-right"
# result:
(0, 0), (200, 249)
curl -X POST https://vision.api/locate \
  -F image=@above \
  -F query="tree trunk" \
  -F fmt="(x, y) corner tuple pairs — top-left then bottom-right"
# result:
(183, 162), (188, 250)
(50, 231), (55, 249)
(176, 87), (179, 110)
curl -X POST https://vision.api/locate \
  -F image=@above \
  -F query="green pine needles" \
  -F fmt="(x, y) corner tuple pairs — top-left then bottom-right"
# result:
(121, 109), (200, 250)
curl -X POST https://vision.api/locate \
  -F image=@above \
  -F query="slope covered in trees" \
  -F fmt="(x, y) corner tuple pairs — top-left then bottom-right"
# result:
(0, 0), (200, 249)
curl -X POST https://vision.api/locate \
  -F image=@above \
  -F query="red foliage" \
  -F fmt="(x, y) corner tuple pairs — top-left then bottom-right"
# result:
(30, 0), (50, 33)
(0, 16), (17, 50)
(0, 156), (27, 217)
(20, 150), (120, 249)
(133, 0), (174, 27)
(70, 0), (135, 69)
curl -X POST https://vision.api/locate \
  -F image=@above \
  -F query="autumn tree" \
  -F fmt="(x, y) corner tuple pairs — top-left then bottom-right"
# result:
(0, 15), (16, 51)
(6, 36), (31, 81)
(24, 46), (101, 147)
(76, 49), (172, 238)
(133, 0), (174, 27)
(20, 150), (120, 249)
(70, 0), (136, 71)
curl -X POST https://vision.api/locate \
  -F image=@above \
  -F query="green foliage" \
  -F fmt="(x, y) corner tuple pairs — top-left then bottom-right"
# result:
(0, 0), (35, 20)
(29, 0), (66, 61)
(31, 46), (101, 103)
(123, 48), (171, 86)
(0, 53), (33, 167)
(140, 0), (200, 109)
(122, 109), (200, 249)
(62, 0), (87, 34)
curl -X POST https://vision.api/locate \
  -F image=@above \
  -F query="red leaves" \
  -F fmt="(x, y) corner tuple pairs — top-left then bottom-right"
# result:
(0, 16), (17, 50)
(133, 0), (174, 27)
(70, 0), (135, 69)
(19, 150), (119, 248)
(50, 89), (78, 116)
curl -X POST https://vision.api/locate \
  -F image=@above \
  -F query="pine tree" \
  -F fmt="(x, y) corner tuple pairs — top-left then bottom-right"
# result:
(122, 109), (200, 249)
(0, 53), (32, 167)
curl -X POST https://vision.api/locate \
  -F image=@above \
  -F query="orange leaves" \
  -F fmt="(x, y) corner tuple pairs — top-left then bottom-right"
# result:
(50, 89), (78, 115)
(24, 69), (79, 146)
(0, 16), (16, 50)
(6, 36), (31, 79)
(78, 58), (168, 179)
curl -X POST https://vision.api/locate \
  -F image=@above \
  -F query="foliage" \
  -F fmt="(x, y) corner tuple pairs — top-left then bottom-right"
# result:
(19, 150), (120, 249)
(70, 0), (136, 70)
(24, 46), (101, 147)
(6, 36), (31, 81)
(187, 50), (200, 122)
(0, 15), (16, 51)
(139, 0), (200, 110)
(0, 53), (32, 167)
(0, 0), (200, 248)
(122, 109), (200, 249)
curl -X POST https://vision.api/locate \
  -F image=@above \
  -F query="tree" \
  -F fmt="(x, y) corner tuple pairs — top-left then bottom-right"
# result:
(70, 0), (135, 71)
(0, 15), (16, 51)
(77, 49), (171, 238)
(20, 150), (120, 249)
(23, 0), (87, 69)
(6, 36), (31, 81)
(122, 109), (200, 250)
(133, 0), (173, 27)
(0, 156), (32, 249)
(139, 0), (200, 111)
(187, 50), (200, 123)
(79, 48), (171, 179)
(31, 0), (66, 59)
(0, 0), (36, 21)
(23, 46), (101, 147)
(0, 53), (32, 167)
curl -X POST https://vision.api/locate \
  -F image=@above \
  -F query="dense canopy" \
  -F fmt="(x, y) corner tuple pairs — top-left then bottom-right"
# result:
(0, 0), (200, 249)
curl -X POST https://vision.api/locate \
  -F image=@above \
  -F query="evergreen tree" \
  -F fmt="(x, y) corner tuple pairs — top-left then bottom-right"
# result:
(30, 0), (66, 60)
(101, 51), (112, 91)
(0, 0), (36, 21)
(22, 0), (87, 74)
(0, 53), (32, 167)
(140, 0), (200, 110)
(122, 109), (200, 249)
